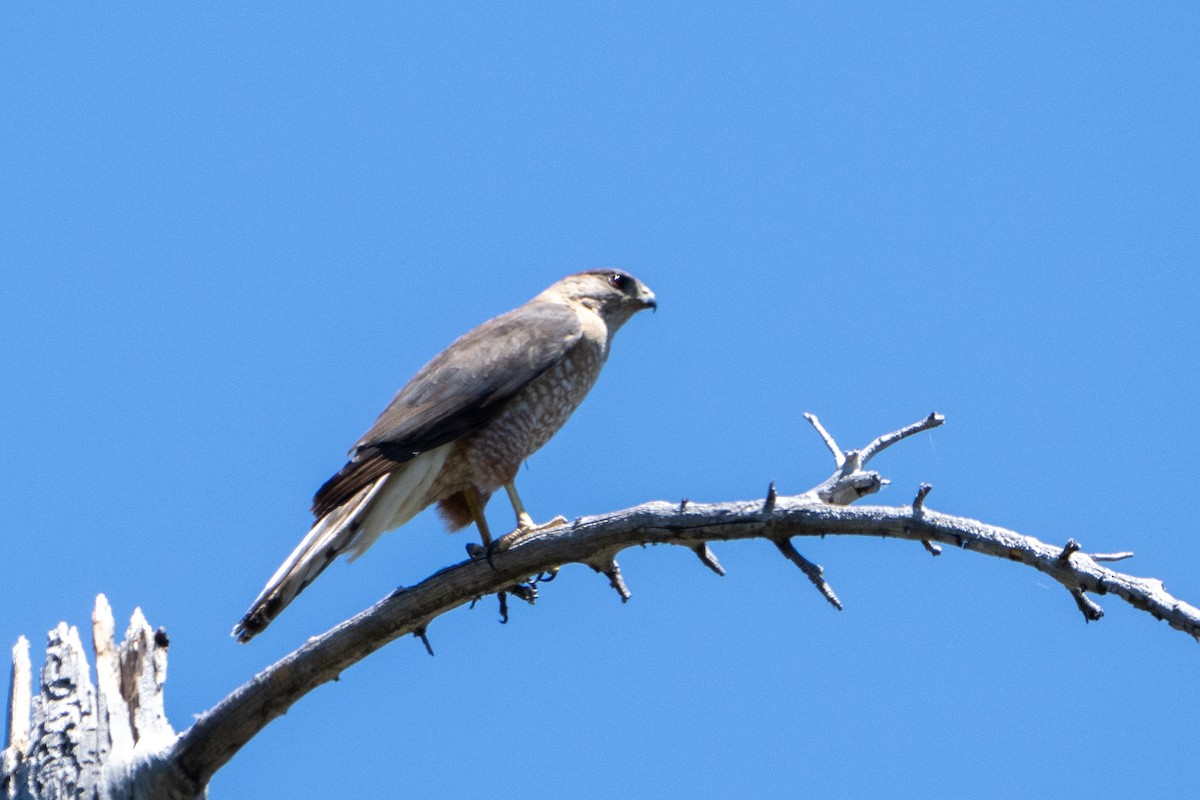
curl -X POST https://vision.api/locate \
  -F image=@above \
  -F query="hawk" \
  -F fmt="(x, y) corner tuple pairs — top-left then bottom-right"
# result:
(233, 270), (656, 642)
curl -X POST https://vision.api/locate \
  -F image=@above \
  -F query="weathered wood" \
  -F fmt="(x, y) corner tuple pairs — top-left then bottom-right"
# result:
(2, 601), (180, 800)
(2, 638), (31, 800)
(4, 412), (1198, 799)
(22, 623), (101, 800)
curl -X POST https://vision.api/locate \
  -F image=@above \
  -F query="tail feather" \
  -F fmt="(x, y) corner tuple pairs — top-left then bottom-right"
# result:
(232, 476), (389, 643)
(232, 445), (452, 643)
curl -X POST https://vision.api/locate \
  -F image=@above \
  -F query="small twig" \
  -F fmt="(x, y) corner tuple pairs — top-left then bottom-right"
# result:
(1090, 552), (1135, 563)
(912, 484), (941, 554)
(763, 481), (777, 512)
(1059, 539), (1082, 562)
(913, 483), (932, 511)
(858, 412), (944, 466)
(1070, 589), (1105, 623)
(592, 559), (631, 602)
(413, 627), (434, 657)
(804, 413), (845, 468)
(773, 538), (843, 610)
(691, 543), (726, 576)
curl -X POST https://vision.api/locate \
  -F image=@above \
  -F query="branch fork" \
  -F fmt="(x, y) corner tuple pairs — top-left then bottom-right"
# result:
(761, 412), (947, 607)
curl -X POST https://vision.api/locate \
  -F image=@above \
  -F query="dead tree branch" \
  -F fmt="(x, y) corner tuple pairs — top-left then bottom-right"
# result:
(4, 412), (1198, 799)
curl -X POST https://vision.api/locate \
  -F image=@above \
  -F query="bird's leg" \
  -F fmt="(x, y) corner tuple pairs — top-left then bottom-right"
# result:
(492, 481), (567, 552)
(463, 487), (496, 562)
(459, 487), (537, 618)
(505, 481), (567, 531)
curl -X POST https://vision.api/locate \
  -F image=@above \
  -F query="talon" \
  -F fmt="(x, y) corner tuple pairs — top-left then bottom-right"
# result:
(533, 567), (560, 584)
(466, 541), (501, 571)
(515, 513), (568, 534)
(494, 515), (569, 553)
(509, 583), (538, 604)
(502, 481), (567, 540)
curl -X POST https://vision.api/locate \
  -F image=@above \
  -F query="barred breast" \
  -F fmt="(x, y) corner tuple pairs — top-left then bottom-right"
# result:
(464, 335), (607, 490)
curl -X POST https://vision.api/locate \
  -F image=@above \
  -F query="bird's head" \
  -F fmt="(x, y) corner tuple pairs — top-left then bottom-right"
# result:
(545, 269), (657, 329)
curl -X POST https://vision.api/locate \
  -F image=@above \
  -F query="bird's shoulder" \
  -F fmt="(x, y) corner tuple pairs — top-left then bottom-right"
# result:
(367, 299), (586, 438)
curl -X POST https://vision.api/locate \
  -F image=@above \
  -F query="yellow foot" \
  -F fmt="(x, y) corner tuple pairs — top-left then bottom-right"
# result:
(493, 514), (568, 552)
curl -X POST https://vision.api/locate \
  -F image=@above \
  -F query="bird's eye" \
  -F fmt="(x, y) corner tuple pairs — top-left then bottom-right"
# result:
(608, 273), (629, 291)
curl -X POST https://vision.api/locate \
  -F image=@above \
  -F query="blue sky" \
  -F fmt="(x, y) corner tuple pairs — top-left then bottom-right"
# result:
(3, 4), (1198, 798)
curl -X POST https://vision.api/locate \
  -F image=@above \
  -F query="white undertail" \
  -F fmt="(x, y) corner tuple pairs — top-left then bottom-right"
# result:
(233, 446), (450, 641)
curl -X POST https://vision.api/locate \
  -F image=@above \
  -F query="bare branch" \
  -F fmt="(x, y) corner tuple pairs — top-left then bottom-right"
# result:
(590, 558), (632, 602)
(913, 483), (933, 511)
(1070, 589), (1105, 623)
(690, 543), (727, 576)
(764, 481), (778, 512)
(858, 412), (944, 466)
(413, 627), (434, 657)
(150, 410), (1199, 792)
(163, 497), (1200, 791)
(773, 538), (843, 610)
(803, 412), (845, 468)
(10, 410), (1199, 799)
(912, 484), (940, 555)
(1059, 539), (1082, 561)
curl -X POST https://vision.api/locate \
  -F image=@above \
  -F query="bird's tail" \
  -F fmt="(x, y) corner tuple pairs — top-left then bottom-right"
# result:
(232, 476), (390, 643)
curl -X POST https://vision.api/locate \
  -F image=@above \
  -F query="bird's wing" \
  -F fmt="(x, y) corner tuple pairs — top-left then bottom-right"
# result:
(311, 301), (584, 518)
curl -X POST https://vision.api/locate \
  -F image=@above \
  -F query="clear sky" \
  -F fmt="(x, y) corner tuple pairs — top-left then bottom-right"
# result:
(3, 4), (1198, 798)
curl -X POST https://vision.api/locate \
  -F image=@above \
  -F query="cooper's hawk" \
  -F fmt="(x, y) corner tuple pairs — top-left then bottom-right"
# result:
(233, 270), (656, 642)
